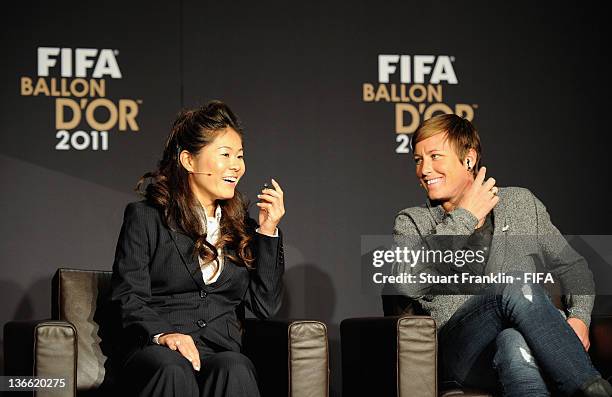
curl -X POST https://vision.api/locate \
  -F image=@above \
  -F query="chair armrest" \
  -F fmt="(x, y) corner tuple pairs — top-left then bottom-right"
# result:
(590, 314), (612, 378)
(340, 316), (436, 397)
(4, 320), (77, 397)
(243, 319), (328, 397)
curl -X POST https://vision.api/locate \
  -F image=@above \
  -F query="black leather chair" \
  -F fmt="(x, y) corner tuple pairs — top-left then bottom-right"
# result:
(341, 294), (612, 397)
(4, 268), (330, 397)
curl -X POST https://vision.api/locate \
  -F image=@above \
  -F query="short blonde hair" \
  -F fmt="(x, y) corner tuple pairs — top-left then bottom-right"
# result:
(411, 114), (482, 175)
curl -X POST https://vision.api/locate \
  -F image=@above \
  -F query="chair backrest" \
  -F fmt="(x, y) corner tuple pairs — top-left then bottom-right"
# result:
(52, 268), (119, 392)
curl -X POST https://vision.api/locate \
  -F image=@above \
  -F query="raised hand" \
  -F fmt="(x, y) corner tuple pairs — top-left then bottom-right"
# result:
(457, 167), (499, 225)
(256, 178), (285, 236)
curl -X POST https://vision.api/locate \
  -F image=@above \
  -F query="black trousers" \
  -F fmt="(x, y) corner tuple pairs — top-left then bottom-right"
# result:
(120, 339), (260, 397)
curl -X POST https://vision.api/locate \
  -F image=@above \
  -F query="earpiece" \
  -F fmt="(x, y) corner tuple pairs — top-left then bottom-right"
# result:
(466, 159), (471, 171)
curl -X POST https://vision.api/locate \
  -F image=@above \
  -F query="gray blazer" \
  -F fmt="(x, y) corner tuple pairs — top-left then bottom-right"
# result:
(391, 186), (594, 330)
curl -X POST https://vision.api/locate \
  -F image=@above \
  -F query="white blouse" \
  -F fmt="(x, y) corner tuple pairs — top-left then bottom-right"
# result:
(199, 205), (224, 284)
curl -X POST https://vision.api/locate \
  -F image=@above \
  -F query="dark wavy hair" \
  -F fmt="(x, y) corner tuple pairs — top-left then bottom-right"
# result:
(136, 100), (254, 272)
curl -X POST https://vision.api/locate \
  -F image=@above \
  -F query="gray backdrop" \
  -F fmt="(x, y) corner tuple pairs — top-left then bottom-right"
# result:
(2, 1), (611, 395)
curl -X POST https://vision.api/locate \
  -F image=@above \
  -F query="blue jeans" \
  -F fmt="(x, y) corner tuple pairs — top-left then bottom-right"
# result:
(438, 282), (600, 396)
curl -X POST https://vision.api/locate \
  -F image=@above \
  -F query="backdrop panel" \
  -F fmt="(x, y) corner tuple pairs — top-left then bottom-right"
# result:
(0, 0), (182, 375)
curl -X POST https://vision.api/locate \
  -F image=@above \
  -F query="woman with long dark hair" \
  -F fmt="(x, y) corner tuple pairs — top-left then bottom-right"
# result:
(111, 100), (285, 397)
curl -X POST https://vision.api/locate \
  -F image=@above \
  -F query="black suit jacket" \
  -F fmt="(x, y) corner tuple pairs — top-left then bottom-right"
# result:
(110, 201), (284, 353)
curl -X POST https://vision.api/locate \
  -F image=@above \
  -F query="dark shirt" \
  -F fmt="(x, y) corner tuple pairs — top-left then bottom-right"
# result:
(435, 212), (494, 294)
(463, 212), (494, 275)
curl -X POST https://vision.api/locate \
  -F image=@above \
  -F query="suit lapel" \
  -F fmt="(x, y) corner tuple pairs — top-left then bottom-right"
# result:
(168, 229), (206, 290)
(206, 250), (234, 290)
(485, 193), (509, 274)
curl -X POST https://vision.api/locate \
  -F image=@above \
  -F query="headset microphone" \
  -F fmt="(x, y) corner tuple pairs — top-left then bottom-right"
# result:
(189, 171), (213, 176)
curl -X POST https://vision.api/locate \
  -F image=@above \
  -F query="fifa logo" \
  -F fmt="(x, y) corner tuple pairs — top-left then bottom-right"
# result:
(19, 47), (143, 151)
(37, 47), (122, 78)
(362, 54), (477, 153)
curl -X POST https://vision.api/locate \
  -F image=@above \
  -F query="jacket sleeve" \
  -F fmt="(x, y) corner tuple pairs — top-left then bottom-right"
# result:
(391, 207), (479, 298)
(533, 194), (595, 327)
(243, 224), (285, 319)
(111, 203), (176, 342)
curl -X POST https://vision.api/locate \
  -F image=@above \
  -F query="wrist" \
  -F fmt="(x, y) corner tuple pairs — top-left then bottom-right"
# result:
(258, 224), (278, 236)
(154, 333), (169, 345)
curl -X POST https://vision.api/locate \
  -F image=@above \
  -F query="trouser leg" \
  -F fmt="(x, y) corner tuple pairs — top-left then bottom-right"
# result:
(197, 351), (260, 397)
(439, 294), (504, 392)
(493, 328), (550, 397)
(121, 344), (199, 397)
(494, 282), (599, 395)
(439, 282), (600, 396)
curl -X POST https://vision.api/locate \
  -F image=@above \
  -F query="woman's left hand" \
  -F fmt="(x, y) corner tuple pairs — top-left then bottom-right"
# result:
(256, 178), (285, 236)
(567, 317), (590, 350)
